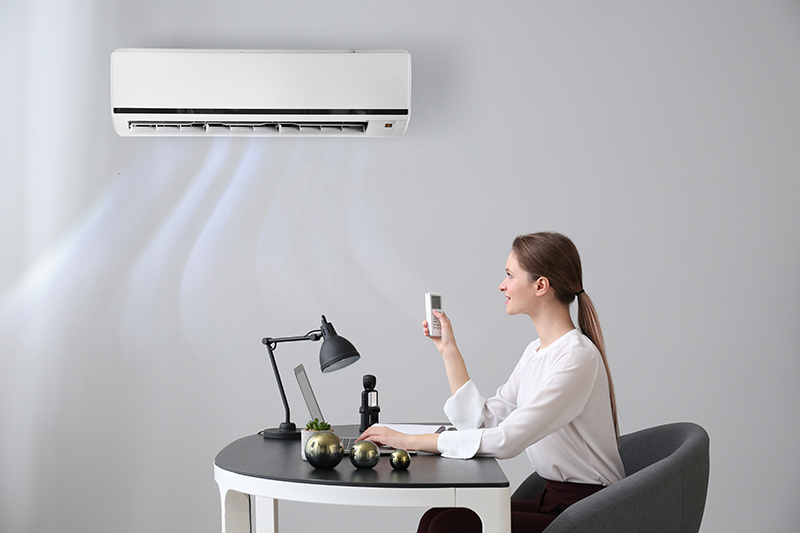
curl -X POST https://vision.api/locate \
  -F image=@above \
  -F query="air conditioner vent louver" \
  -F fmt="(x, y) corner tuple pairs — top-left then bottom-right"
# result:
(111, 49), (411, 138)
(127, 121), (369, 136)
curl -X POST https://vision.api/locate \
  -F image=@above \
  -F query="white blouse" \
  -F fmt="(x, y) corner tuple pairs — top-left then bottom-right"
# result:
(437, 329), (624, 486)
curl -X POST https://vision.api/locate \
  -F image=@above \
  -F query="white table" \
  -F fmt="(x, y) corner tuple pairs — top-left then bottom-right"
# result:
(214, 428), (511, 533)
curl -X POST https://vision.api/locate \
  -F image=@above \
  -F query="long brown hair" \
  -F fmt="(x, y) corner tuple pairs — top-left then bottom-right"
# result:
(511, 232), (620, 445)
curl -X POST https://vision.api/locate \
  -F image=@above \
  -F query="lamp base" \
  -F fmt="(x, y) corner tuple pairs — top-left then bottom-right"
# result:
(260, 422), (301, 439)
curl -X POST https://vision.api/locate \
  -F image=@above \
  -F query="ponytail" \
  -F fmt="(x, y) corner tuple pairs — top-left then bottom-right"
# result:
(576, 291), (620, 446)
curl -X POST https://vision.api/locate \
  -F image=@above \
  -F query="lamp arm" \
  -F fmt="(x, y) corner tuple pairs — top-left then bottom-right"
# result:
(264, 341), (292, 428)
(262, 331), (322, 347)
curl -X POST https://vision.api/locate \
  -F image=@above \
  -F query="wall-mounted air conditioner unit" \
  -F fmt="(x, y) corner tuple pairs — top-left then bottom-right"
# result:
(111, 49), (411, 137)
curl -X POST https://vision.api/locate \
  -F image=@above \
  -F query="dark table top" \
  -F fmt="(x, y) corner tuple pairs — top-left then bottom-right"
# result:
(215, 425), (509, 489)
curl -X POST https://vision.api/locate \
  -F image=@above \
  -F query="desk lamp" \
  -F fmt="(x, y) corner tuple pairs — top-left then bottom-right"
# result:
(260, 315), (360, 439)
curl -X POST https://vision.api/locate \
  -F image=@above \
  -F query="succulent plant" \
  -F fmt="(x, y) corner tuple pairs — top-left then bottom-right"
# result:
(305, 418), (331, 431)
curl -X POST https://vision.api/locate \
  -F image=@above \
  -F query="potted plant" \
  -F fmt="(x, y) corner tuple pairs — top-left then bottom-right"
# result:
(301, 418), (331, 460)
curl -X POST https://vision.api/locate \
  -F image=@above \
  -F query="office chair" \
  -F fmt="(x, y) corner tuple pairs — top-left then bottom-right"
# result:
(511, 422), (710, 533)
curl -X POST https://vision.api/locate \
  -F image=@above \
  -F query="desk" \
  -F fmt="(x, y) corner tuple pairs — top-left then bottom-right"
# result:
(214, 425), (511, 533)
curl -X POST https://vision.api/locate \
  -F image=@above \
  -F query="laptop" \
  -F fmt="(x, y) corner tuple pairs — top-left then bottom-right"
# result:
(293, 364), (398, 454)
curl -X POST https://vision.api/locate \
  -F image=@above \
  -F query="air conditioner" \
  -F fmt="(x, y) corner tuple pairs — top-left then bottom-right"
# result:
(111, 49), (411, 137)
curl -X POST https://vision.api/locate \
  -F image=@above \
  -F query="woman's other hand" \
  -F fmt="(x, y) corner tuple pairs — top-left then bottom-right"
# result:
(356, 425), (408, 449)
(357, 426), (440, 454)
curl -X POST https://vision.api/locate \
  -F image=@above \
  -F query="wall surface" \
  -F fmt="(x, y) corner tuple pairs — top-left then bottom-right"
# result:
(2, 1), (799, 532)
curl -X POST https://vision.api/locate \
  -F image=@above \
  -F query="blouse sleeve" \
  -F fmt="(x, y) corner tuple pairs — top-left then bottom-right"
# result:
(437, 357), (524, 459)
(437, 380), (486, 458)
(438, 346), (600, 459)
(444, 349), (526, 430)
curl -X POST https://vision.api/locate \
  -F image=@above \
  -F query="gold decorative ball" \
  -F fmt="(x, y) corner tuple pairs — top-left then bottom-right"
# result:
(305, 431), (344, 469)
(350, 440), (380, 469)
(390, 449), (411, 470)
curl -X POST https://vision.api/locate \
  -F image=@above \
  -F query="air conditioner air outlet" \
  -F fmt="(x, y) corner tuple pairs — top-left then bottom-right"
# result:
(126, 121), (370, 136)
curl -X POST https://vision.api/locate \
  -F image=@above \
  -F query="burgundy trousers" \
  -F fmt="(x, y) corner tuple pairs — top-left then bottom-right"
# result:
(417, 480), (604, 533)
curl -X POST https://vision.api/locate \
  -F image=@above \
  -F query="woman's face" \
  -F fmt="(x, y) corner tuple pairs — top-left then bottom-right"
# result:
(499, 252), (539, 316)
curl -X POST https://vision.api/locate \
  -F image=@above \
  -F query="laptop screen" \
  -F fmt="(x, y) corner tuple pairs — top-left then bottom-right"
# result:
(293, 364), (325, 423)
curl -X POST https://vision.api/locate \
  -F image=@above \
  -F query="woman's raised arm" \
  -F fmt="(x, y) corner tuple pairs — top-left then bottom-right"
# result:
(424, 310), (470, 396)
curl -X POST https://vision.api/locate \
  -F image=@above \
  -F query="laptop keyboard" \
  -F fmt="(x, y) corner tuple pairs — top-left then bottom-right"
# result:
(340, 437), (356, 453)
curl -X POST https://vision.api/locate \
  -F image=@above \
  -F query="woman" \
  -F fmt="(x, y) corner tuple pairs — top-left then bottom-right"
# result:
(358, 232), (624, 532)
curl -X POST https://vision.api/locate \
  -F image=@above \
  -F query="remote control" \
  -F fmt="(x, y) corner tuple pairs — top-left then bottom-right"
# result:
(425, 292), (443, 337)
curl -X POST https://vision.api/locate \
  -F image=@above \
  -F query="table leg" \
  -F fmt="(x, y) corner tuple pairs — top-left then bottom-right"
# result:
(253, 495), (279, 533)
(219, 488), (251, 533)
(455, 487), (511, 533)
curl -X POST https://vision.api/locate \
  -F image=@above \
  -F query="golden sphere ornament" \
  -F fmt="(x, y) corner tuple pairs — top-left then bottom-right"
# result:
(349, 440), (380, 469)
(304, 431), (344, 469)
(390, 449), (411, 470)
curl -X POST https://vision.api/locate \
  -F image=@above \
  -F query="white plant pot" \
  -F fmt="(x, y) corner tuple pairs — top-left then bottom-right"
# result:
(300, 430), (314, 461)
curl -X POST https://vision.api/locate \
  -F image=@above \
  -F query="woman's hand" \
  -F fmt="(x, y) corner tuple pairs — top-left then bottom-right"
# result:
(356, 426), (409, 449)
(423, 310), (470, 395)
(423, 310), (458, 356)
(357, 426), (441, 454)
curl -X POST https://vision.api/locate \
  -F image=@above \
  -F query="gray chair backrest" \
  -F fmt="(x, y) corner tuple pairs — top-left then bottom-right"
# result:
(530, 422), (710, 533)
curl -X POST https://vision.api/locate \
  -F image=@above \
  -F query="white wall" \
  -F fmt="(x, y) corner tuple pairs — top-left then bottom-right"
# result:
(2, 1), (799, 531)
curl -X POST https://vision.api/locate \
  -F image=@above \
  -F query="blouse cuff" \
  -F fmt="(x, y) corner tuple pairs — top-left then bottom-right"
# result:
(437, 427), (483, 459)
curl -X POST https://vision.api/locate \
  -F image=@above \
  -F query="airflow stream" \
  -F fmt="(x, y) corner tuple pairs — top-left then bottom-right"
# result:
(111, 49), (411, 138)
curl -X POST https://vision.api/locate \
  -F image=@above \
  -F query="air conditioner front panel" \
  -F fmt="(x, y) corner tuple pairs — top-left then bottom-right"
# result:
(111, 49), (411, 137)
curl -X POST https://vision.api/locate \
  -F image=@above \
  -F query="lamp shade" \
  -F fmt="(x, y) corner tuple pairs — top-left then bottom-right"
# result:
(319, 315), (361, 373)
